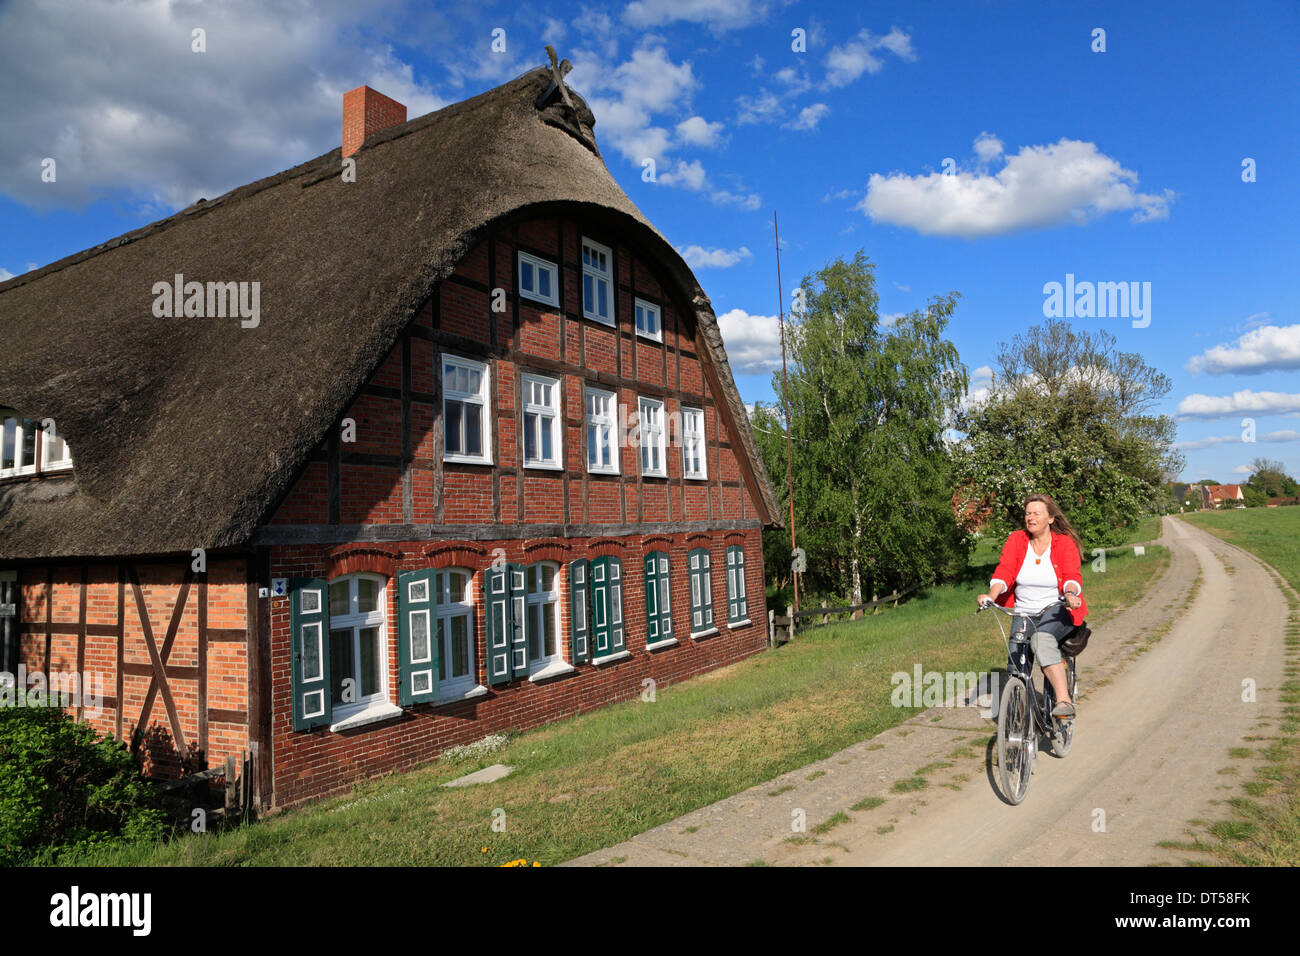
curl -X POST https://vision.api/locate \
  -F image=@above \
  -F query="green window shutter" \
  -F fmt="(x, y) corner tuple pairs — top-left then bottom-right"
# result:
(689, 548), (714, 633)
(570, 558), (591, 664)
(508, 563), (529, 677)
(726, 546), (748, 623)
(644, 551), (672, 642)
(290, 577), (332, 730)
(398, 568), (438, 706)
(590, 556), (625, 657)
(608, 557), (626, 653)
(591, 557), (611, 657)
(485, 564), (512, 686)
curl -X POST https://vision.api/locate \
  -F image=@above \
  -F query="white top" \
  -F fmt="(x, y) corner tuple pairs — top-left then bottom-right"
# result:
(1014, 538), (1058, 613)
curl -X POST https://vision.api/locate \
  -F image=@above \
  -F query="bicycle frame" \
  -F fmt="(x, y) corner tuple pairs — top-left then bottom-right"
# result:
(978, 598), (1069, 739)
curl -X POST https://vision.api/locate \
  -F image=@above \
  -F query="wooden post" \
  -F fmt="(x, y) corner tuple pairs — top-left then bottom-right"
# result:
(786, 605), (795, 641)
(767, 608), (775, 647)
(224, 755), (236, 814)
(820, 600), (828, 625)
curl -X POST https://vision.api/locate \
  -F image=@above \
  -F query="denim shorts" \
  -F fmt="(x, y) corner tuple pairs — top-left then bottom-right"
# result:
(1009, 604), (1074, 668)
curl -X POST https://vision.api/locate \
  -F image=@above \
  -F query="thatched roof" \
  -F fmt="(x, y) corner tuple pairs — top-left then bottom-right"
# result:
(0, 62), (781, 560)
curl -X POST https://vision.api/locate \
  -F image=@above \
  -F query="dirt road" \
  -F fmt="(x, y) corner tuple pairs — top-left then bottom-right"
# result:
(566, 516), (1292, 866)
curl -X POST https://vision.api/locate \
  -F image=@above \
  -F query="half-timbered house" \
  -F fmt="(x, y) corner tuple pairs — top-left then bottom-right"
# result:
(0, 54), (781, 810)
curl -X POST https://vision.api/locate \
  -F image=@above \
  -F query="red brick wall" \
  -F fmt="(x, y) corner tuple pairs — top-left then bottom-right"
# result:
(12, 559), (252, 778)
(268, 527), (765, 808)
(268, 212), (764, 528)
(261, 211), (771, 808)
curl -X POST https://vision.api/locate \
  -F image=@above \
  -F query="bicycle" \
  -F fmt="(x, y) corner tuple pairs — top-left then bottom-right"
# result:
(976, 596), (1079, 804)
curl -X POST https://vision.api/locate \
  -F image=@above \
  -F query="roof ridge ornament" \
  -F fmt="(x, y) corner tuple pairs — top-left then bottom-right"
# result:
(536, 45), (576, 113)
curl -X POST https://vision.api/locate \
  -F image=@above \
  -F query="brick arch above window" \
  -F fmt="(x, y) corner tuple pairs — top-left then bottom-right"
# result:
(641, 535), (673, 549)
(421, 542), (488, 570)
(586, 538), (629, 559)
(522, 540), (568, 565)
(685, 532), (713, 544)
(723, 532), (748, 545)
(326, 543), (399, 579)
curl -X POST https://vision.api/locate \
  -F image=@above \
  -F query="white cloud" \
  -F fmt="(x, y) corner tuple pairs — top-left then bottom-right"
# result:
(677, 245), (753, 268)
(658, 159), (708, 190)
(786, 103), (830, 131)
(859, 135), (1175, 238)
(0, 268), (13, 282)
(1176, 389), (1300, 419)
(1187, 325), (1300, 375)
(0, 0), (447, 211)
(624, 0), (772, 31)
(541, 16), (567, 44)
(675, 115), (723, 147)
(880, 312), (906, 327)
(716, 308), (783, 373)
(893, 281), (910, 292)
(1176, 429), (1300, 451)
(710, 188), (762, 210)
(973, 131), (1004, 162)
(735, 90), (784, 125)
(822, 187), (859, 202)
(1232, 464), (1253, 474)
(964, 364), (994, 408)
(824, 27), (917, 88)
(582, 44), (698, 167)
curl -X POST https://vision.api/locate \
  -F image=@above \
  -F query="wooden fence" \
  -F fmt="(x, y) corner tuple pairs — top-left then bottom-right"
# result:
(768, 582), (925, 646)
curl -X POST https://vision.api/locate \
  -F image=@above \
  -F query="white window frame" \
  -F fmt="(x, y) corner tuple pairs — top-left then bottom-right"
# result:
(442, 354), (493, 465)
(681, 405), (706, 480)
(518, 251), (558, 307)
(634, 297), (662, 342)
(586, 385), (619, 475)
(638, 396), (667, 478)
(0, 414), (37, 478)
(436, 568), (477, 697)
(581, 237), (614, 326)
(522, 372), (562, 470)
(525, 561), (563, 674)
(40, 419), (73, 472)
(327, 573), (390, 719)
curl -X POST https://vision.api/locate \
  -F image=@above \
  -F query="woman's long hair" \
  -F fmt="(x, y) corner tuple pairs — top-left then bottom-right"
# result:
(1025, 493), (1083, 554)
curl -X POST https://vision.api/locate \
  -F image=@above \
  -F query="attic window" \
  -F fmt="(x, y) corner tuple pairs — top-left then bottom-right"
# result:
(0, 411), (72, 479)
(519, 252), (558, 307)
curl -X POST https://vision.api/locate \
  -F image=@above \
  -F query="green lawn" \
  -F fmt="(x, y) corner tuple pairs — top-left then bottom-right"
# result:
(1172, 507), (1300, 865)
(67, 544), (1169, 867)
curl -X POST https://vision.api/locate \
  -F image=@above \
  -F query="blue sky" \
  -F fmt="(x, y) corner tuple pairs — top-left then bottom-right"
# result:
(2, 0), (1298, 483)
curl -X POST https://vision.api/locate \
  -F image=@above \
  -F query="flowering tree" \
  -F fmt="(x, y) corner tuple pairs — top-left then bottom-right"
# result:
(955, 319), (1182, 548)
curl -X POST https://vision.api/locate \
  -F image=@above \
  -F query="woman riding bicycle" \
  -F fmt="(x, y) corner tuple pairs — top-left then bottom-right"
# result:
(975, 494), (1088, 719)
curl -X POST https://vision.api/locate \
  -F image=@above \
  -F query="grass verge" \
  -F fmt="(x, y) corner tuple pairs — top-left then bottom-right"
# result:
(65, 543), (1169, 867)
(1174, 509), (1300, 865)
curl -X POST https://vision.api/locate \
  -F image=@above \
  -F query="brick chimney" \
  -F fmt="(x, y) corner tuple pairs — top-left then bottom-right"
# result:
(342, 86), (407, 158)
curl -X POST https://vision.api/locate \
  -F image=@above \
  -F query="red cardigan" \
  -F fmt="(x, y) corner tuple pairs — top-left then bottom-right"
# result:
(990, 530), (1089, 626)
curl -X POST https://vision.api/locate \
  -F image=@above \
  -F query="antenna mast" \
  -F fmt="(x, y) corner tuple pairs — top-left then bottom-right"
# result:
(774, 212), (799, 613)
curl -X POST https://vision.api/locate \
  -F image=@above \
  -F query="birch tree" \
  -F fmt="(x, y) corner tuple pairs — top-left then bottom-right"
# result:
(755, 252), (969, 603)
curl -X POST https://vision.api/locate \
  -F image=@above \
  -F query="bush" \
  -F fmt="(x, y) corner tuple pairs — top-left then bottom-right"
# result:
(0, 706), (168, 865)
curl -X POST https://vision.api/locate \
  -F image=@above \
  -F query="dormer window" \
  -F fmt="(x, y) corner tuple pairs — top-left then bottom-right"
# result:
(0, 411), (72, 479)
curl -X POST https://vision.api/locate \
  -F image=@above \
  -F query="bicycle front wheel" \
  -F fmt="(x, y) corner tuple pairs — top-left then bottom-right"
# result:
(997, 674), (1032, 804)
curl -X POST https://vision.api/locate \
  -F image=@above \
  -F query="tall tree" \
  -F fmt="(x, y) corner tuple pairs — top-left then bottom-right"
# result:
(754, 251), (969, 604)
(956, 319), (1183, 548)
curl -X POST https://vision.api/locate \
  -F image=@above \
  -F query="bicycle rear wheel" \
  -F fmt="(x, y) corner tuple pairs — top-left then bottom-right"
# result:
(997, 675), (1032, 804)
